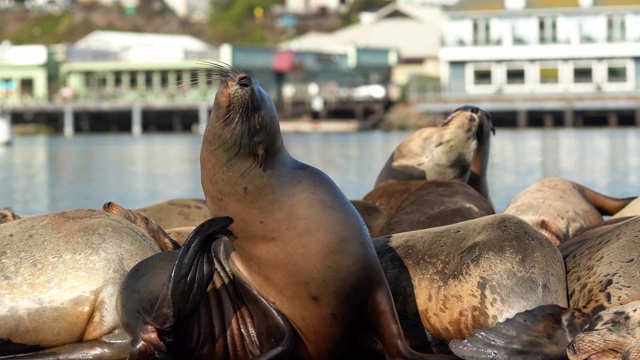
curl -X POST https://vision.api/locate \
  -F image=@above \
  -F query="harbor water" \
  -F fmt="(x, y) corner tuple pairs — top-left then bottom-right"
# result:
(1, 127), (639, 216)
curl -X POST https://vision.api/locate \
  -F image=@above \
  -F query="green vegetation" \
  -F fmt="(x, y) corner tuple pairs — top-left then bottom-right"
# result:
(206, 0), (287, 45)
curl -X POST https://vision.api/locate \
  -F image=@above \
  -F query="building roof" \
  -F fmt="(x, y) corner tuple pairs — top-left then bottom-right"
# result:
(281, 2), (444, 60)
(74, 30), (213, 53)
(445, 0), (640, 12)
(70, 30), (216, 63)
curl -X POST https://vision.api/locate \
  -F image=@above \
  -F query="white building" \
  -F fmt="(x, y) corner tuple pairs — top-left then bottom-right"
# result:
(282, 2), (445, 88)
(439, 0), (640, 97)
(285, 0), (354, 14)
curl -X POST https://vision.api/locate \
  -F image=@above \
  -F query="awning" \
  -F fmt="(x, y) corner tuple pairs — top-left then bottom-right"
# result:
(272, 51), (296, 72)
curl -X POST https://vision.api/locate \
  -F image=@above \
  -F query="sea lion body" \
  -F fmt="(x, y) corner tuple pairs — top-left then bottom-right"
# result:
(503, 177), (635, 245)
(135, 198), (211, 229)
(378, 180), (494, 236)
(200, 65), (450, 359)
(0, 210), (161, 358)
(375, 214), (567, 345)
(449, 216), (640, 359)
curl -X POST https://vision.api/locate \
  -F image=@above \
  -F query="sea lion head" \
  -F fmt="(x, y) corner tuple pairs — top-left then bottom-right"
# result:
(454, 105), (495, 141)
(204, 63), (283, 171)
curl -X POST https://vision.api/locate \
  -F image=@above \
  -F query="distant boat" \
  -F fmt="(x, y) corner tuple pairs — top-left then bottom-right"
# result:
(0, 113), (12, 145)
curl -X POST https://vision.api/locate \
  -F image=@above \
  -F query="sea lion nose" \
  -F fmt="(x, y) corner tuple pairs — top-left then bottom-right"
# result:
(567, 340), (577, 355)
(455, 105), (481, 114)
(237, 76), (252, 88)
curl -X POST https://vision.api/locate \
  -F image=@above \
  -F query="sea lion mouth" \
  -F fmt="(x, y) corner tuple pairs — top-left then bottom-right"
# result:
(453, 105), (495, 136)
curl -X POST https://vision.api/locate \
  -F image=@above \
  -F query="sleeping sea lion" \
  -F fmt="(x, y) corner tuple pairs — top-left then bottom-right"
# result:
(503, 177), (635, 245)
(0, 210), (161, 359)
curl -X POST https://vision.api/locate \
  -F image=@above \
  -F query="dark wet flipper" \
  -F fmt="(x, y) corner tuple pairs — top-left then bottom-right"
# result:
(152, 216), (234, 326)
(449, 304), (579, 360)
(235, 277), (296, 360)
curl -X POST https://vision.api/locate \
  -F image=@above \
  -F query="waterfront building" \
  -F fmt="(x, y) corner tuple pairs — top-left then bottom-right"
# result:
(61, 31), (218, 104)
(0, 42), (49, 105)
(283, 1), (445, 101)
(223, 42), (397, 119)
(431, 0), (640, 126)
(285, 0), (354, 14)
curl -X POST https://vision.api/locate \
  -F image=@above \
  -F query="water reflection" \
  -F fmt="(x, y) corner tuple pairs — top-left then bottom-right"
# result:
(1, 128), (638, 215)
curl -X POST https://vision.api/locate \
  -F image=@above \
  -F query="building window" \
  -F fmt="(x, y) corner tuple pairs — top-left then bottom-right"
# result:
(176, 71), (184, 86)
(145, 72), (153, 88)
(130, 72), (138, 89)
(114, 72), (123, 87)
(20, 78), (33, 97)
(506, 67), (525, 85)
(473, 67), (492, 85)
(607, 14), (626, 42)
(573, 63), (593, 83)
(606, 61), (627, 83)
(472, 18), (491, 45)
(190, 71), (199, 87)
(539, 63), (559, 84)
(538, 17), (557, 44)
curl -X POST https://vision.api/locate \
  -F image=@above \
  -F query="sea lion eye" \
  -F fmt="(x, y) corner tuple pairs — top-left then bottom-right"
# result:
(238, 76), (251, 88)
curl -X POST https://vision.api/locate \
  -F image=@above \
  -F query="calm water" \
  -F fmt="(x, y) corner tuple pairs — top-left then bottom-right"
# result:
(1, 128), (639, 216)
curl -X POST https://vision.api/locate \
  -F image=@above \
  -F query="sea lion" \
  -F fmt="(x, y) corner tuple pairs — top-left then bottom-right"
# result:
(375, 214), (567, 350)
(364, 180), (427, 216)
(503, 177), (635, 245)
(378, 180), (494, 237)
(449, 215), (640, 359)
(117, 216), (295, 360)
(135, 198), (211, 229)
(165, 226), (196, 246)
(0, 209), (161, 359)
(612, 196), (640, 219)
(567, 301), (640, 360)
(199, 64), (453, 359)
(350, 200), (388, 237)
(374, 106), (494, 205)
(101, 201), (180, 251)
(0, 209), (21, 224)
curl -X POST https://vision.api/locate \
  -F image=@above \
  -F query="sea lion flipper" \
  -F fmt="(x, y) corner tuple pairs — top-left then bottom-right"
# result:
(152, 216), (234, 325)
(449, 304), (574, 360)
(571, 181), (637, 215)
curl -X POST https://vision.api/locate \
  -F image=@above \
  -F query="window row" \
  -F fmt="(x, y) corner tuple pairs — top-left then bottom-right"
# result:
(445, 13), (640, 47)
(466, 59), (635, 93)
(80, 70), (213, 90)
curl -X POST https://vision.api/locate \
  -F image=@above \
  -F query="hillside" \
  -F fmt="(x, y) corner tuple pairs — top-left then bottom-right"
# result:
(0, 3), (207, 45)
(0, 0), (392, 46)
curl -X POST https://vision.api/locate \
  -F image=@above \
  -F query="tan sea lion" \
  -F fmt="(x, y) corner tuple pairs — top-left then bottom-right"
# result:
(449, 215), (640, 359)
(135, 198), (211, 229)
(0, 209), (162, 359)
(101, 201), (179, 251)
(379, 180), (494, 237)
(165, 226), (196, 246)
(350, 200), (388, 237)
(375, 214), (567, 351)
(612, 196), (640, 219)
(199, 64), (453, 359)
(503, 177), (635, 245)
(0, 209), (21, 224)
(567, 301), (640, 360)
(364, 180), (427, 216)
(374, 106), (494, 205)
